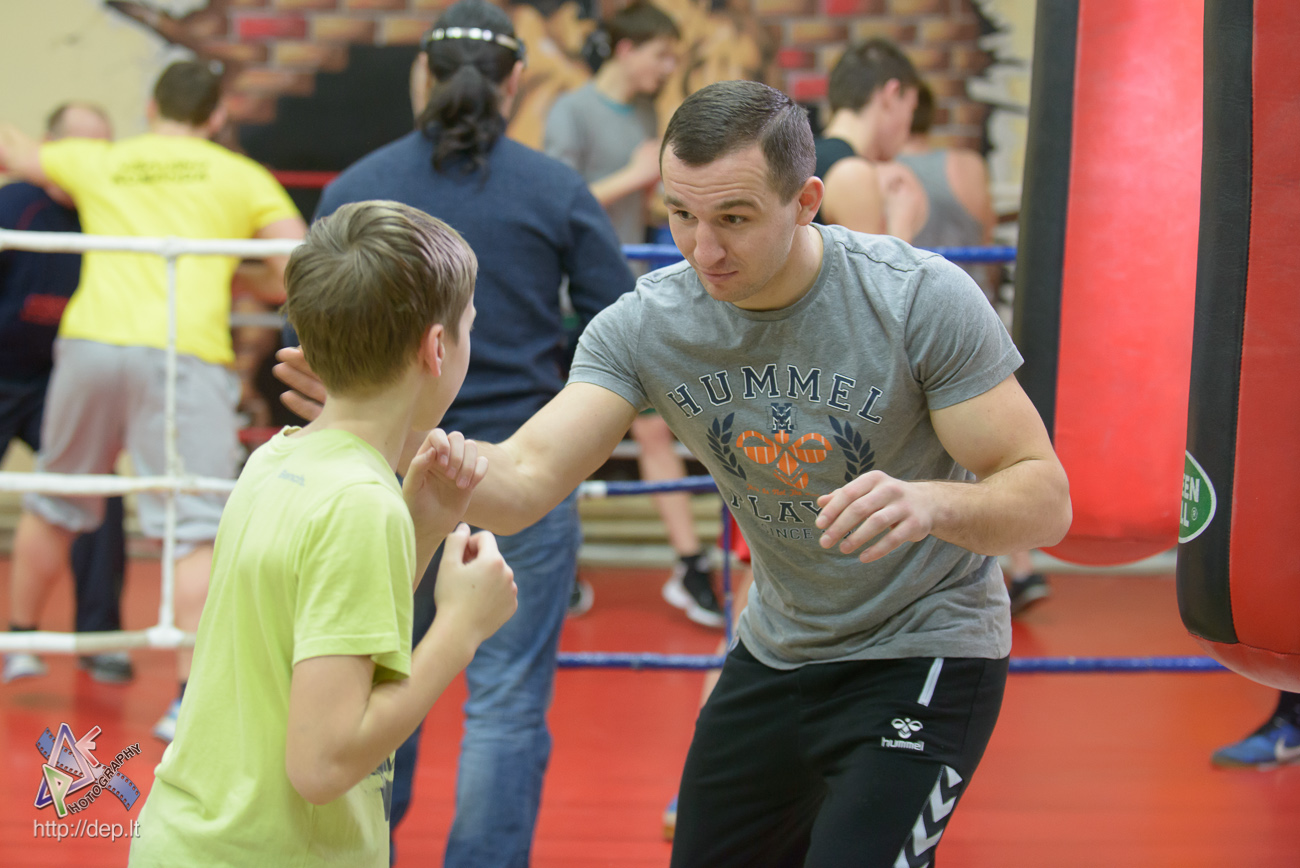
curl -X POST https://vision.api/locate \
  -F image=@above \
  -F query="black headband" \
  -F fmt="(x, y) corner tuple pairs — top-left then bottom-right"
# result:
(421, 26), (526, 63)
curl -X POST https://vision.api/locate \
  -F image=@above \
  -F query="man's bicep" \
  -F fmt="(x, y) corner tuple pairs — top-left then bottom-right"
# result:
(251, 216), (306, 300)
(930, 376), (1056, 480)
(255, 215), (307, 241)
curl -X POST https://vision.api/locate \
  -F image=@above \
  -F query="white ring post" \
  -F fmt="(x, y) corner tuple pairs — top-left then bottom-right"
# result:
(159, 248), (180, 634)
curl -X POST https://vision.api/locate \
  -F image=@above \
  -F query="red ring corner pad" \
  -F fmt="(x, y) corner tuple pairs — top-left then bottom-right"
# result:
(1192, 637), (1300, 693)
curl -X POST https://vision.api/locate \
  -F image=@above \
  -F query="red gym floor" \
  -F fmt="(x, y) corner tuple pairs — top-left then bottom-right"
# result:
(2, 557), (1298, 867)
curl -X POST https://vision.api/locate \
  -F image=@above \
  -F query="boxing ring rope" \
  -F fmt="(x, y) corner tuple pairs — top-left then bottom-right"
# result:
(0, 228), (300, 656)
(0, 228), (1223, 676)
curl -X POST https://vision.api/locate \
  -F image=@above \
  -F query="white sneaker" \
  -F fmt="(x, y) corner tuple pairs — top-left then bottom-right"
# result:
(152, 698), (182, 743)
(566, 578), (595, 618)
(661, 559), (726, 629)
(3, 652), (48, 683)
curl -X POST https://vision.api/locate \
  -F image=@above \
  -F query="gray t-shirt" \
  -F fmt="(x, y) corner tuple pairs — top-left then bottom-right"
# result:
(570, 224), (1021, 668)
(544, 82), (658, 246)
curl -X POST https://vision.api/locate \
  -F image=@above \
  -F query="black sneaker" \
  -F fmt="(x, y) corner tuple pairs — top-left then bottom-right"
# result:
(567, 578), (594, 618)
(79, 652), (134, 684)
(1009, 573), (1050, 616)
(662, 555), (725, 628)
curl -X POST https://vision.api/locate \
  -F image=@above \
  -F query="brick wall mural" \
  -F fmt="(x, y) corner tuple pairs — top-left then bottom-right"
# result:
(102, 0), (1002, 158)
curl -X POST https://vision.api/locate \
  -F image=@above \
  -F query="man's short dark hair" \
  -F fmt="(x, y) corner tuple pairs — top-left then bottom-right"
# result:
(828, 39), (921, 114)
(910, 81), (935, 135)
(608, 1), (680, 48)
(153, 60), (223, 126)
(662, 80), (815, 202)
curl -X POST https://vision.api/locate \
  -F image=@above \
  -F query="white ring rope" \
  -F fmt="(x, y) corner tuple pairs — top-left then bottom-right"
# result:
(1, 229), (299, 654)
(0, 228), (301, 257)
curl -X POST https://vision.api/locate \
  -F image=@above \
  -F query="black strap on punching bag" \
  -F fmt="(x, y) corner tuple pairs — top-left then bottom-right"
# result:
(1011, 0), (1079, 438)
(1176, 0), (1253, 645)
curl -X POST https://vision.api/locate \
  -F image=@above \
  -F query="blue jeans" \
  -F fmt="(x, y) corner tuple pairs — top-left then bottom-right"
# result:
(391, 491), (580, 867)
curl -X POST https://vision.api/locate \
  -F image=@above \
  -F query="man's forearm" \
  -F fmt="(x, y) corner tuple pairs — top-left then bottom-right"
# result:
(397, 431), (570, 537)
(460, 439), (571, 535)
(590, 166), (648, 207)
(0, 125), (43, 182)
(921, 458), (1071, 556)
(410, 383), (638, 537)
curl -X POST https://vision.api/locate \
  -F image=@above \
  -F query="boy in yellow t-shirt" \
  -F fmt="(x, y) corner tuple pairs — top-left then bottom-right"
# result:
(128, 200), (518, 867)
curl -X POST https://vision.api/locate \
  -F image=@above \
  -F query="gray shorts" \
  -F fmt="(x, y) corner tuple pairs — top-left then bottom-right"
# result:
(25, 339), (241, 550)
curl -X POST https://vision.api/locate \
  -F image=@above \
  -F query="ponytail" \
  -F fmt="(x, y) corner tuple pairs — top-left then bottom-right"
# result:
(418, 63), (507, 174)
(417, 0), (523, 176)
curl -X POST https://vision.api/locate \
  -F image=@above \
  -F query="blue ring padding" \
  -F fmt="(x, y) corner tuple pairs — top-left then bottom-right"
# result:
(594, 475), (718, 496)
(918, 245), (1018, 263)
(1009, 656), (1228, 673)
(621, 244), (1017, 265)
(559, 652), (728, 670)
(555, 653), (1230, 672)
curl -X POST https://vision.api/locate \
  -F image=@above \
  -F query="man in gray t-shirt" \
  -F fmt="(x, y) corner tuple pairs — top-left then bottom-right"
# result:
(573, 224), (1021, 669)
(276, 80), (1070, 868)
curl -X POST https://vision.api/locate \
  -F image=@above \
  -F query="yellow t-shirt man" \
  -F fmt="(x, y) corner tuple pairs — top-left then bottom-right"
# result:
(39, 135), (300, 365)
(129, 429), (415, 867)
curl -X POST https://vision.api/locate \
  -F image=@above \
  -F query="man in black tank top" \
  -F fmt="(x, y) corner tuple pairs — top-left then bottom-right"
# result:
(812, 38), (926, 238)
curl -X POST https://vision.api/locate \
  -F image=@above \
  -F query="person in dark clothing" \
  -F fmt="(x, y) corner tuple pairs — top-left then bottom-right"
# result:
(813, 38), (926, 240)
(1, 102), (131, 685)
(282, 2), (634, 864)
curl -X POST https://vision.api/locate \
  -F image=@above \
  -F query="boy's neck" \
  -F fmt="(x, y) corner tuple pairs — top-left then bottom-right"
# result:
(900, 133), (930, 156)
(301, 374), (423, 472)
(594, 63), (636, 105)
(148, 118), (211, 138)
(822, 109), (885, 162)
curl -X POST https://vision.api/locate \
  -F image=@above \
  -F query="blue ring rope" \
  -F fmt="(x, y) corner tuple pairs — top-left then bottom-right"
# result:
(556, 653), (1229, 673)
(621, 243), (1017, 265)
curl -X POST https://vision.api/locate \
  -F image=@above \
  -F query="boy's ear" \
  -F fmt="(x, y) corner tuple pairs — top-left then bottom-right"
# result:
(422, 324), (446, 377)
(879, 78), (903, 108)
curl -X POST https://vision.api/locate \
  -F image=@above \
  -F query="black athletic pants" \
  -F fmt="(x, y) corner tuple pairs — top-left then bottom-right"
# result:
(671, 641), (1008, 868)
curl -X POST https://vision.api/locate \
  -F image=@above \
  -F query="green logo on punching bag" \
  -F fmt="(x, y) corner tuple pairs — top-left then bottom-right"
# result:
(1179, 451), (1217, 544)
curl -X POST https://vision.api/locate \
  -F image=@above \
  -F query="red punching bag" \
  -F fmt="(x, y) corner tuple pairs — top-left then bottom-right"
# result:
(1177, 0), (1300, 691)
(1014, 0), (1202, 565)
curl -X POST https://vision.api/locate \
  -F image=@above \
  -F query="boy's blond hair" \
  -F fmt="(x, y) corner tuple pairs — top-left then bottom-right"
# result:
(284, 200), (477, 395)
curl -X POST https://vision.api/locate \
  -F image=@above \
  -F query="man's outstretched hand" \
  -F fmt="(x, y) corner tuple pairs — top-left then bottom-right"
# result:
(273, 346), (325, 422)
